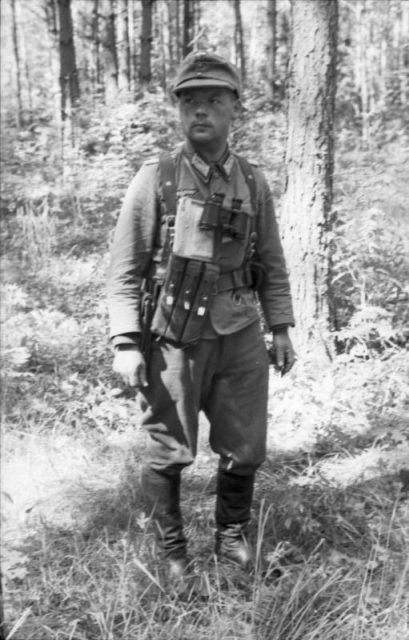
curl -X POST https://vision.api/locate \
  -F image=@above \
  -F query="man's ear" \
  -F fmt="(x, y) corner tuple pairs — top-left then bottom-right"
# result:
(232, 99), (242, 120)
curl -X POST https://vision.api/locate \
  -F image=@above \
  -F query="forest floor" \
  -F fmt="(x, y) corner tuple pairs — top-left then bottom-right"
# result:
(1, 97), (409, 639)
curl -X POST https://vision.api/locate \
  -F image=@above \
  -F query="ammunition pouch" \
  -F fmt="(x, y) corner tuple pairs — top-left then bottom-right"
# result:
(151, 255), (220, 346)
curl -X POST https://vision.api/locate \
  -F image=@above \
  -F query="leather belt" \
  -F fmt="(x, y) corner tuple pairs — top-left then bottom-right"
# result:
(215, 266), (253, 293)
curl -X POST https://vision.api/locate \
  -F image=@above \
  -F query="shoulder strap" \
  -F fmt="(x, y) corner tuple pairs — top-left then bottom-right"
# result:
(151, 152), (177, 276)
(159, 152), (177, 217)
(236, 155), (257, 214)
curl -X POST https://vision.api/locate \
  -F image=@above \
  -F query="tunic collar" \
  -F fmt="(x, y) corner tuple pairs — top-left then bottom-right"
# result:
(183, 142), (234, 182)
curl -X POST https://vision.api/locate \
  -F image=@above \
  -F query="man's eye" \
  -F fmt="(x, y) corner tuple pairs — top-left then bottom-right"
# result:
(211, 98), (220, 105)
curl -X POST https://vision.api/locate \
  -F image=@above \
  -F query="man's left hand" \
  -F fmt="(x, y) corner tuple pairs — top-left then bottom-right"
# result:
(271, 330), (297, 376)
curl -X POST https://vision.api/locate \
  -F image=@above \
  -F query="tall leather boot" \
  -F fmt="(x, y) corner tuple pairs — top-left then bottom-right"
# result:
(215, 469), (255, 570)
(140, 466), (188, 582)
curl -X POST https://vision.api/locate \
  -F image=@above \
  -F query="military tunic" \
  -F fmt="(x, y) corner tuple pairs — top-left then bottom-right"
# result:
(108, 142), (294, 474)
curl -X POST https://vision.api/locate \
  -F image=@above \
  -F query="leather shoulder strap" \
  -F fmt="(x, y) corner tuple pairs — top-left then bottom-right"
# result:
(159, 152), (177, 217)
(236, 155), (257, 213)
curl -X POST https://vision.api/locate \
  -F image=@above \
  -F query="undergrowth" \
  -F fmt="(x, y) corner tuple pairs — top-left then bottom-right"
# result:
(1, 93), (409, 639)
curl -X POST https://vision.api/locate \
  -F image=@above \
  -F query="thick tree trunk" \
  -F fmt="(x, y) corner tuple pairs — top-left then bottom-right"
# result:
(57, 0), (80, 120)
(11, 0), (23, 127)
(140, 0), (154, 85)
(281, 0), (338, 356)
(233, 0), (246, 83)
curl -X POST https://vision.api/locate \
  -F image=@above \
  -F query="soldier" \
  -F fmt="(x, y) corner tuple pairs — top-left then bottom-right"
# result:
(108, 51), (296, 587)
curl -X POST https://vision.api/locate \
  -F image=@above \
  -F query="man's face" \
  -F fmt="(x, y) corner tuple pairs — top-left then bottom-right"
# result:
(178, 87), (239, 152)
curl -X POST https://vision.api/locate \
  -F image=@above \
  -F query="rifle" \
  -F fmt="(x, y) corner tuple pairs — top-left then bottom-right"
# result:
(140, 278), (161, 370)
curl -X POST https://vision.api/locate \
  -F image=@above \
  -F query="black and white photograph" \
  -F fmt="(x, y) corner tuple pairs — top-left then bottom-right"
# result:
(1, 1), (408, 638)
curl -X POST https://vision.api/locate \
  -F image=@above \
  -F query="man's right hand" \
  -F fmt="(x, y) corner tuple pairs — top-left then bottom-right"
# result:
(113, 346), (148, 389)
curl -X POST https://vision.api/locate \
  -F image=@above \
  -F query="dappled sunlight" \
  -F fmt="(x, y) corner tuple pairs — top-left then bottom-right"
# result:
(292, 442), (409, 489)
(2, 434), (95, 538)
(1, 0), (408, 633)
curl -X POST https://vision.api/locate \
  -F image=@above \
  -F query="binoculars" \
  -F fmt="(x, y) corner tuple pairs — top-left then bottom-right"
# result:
(199, 193), (249, 241)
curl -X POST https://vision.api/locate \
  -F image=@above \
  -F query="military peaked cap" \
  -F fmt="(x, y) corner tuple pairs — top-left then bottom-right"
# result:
(173, 51), (241, 97)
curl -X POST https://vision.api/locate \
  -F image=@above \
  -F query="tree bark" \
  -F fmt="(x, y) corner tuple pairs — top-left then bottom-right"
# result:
(266, 0), (277, 101)
(140, 0), (154, 85)
(281, 0), (338, 356)
(159, 0), (172, 90)
(101, 0), (118, 103)
(182, 0), (194, 57)
(233, 0), (246, 84)
(355, 0), (370, 143)
(117, 0), (130, 90)
(175, 0), (181, 62)
(92, 0), (101, 93)
(44, 0), (61, 123)
(11, 0), (23, 127)
(399, 0), (409, 107)
(57, 0), (80, 120)
(19, 6), (34, 123)
(128, 0), (136, 93)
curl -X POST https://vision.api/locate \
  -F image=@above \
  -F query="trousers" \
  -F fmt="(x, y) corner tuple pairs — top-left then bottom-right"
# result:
(139, 321), (269, 476)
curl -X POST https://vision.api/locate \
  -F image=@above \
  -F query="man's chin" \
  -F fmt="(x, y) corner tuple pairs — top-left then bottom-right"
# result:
(188, 134), (216, 149)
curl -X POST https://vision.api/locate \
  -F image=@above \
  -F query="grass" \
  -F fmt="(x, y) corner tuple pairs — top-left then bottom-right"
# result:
(2, 347), (408, 638)
(1, 101), (409, 638)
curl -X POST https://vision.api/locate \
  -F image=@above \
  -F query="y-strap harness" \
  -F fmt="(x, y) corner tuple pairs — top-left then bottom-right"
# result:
(153, 152), (259, 292)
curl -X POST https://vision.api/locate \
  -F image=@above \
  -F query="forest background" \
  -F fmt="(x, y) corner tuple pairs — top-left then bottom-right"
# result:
(1, 0), (409, 639)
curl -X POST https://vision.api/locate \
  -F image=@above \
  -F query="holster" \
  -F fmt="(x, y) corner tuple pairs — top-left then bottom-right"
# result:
(151, 254), (220, 346)
(140, 278), (162, 370)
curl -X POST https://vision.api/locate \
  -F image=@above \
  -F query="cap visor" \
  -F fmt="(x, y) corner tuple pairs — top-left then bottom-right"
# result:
(174, 78), (238, 95)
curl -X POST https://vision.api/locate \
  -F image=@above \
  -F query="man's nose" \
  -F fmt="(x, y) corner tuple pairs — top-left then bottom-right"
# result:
(194, 100), (208, 114)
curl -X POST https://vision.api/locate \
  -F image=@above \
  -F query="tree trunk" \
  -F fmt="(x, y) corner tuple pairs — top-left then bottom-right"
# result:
(175, 0), (181, 62)
(233, 0), (246, 84)
(399, 0), (409, 107)
(266, 0), (277, 101)
(140, 0), (154, 85)
(19, 10), (34, 123)
(355, 0), (370, 143)
(11, 0), (23, 127)
(182, 0), (194, 57)
(128, 0), (136, 93)
(92, 0), (101, 94)
(117, 0), (130, 90)
(101, 0), (118, 103)
(160, 0), (172, 90)
(281, 0), (338, 357)
(57, 0), (80, 120)
(44, 0), (61, 123)
(165, 0), (174, 66)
